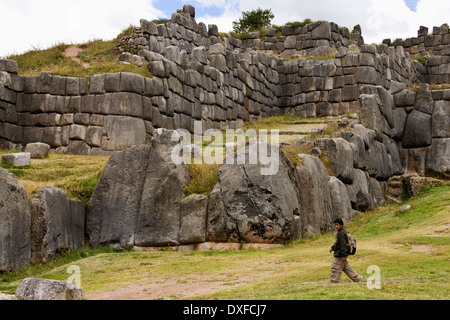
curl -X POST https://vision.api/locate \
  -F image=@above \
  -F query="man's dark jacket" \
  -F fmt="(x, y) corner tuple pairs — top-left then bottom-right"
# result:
(332, 228), (349, 258)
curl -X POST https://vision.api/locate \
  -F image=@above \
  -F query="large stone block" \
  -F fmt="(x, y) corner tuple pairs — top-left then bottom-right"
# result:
(426, 138), (450, 178)
(1, 153), (31, 167)
(207, 144), (302, 243)
(326, 138), (355, 184)
(296, 154), (333, 236)
(15, 278), (84, 301)
(25, 143), (50, 159)
(110, 92), (144, 118)
(328, 176), (354, 224)
(355, 66), (378, 84)
(101, 116), (146, 151)
(87, 145), (151, 248)
(311, 21), (331, 40)
(179, 195), (208, 244)
(0, 59), (18, 73)
(0, 168), (31, 271)
(402, 110), (432, 148)
(119, 72), (145, 95)
(366, 140), (391, 181)
(31, 186), (83, 263)
(135, 129), (190, 246)
(432, 100), (450, 138)
(349, 169), (375, 212)
(414, 84), (434, 115)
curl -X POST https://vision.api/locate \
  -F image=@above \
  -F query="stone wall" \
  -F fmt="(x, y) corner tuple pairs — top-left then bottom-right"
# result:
(0, 5), (448, 157)
(393, 84), (450, 178)
(384, 24), (450, 85)
(262, 21), (361, 57)
(385, 24), (450, 58)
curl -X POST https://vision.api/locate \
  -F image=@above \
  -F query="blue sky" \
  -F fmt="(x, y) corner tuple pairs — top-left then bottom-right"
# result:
(154, 0), (226, 18)
(404, 0), (419, 11)
(0, 0), (449, 57)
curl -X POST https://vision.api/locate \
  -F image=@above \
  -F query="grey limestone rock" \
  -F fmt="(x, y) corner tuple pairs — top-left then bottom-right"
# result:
(325, 138), (355, 184)
(426, 138), (450, 178)
(87, 145), (151, 248)
(31, 186), (84, 263)
(296, 154), (333, 236)
(1, 153), (31, 167)
(134, 129), (190, 246)
(179, 195), (208, 244)
(25, 142), (51, 159)
(0, 168), (31, 272)
(15, 278), (84, 301)
(402, 110), (432, 148)
(101, 116), (146, 151)
(328, 176), (354, 224)
(432, 100), (450, 138)
(207, 144), (302, 243)
(350, 169), (375, 212)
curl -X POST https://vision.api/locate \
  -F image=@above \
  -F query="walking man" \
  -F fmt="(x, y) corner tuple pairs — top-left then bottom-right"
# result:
(329, 218), (363, 283)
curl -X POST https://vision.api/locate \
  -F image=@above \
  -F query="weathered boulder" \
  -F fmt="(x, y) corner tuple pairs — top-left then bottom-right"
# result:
(87, 145), (151, 248)
(1, 153), (31, 167)
(369, 177), (386, 207)
(207, 143), (301, 243)
(376, 86), (395, 128)
(179, 195), (208, 244)
(402, 110), (432, 148)
(325, 138), (354, 184)
(31, 186), (84, 263)
(359, 92), (383, 142)
(349, 169), (375, 212)
(25, 142), (51, 159)
(387, 138), (405, 175)
(0, 168), (31, 272)
(366, 140), (391, 181)
(296, 154), (333, 236)
(15, 278), (84, 301)
(134, 129), (190, 246)
(101, 116), (146, 151)
(328, 176), (354, 224)
(432, 100), (450, 138)
(392, 107), (407, 140)
(426, 138), (450, 178)
(414, 84), (434, 115)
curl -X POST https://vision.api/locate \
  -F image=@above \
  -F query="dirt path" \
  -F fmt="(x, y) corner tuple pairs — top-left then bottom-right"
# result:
(87, 275), (253, 300)
(64, 46), (90, 68)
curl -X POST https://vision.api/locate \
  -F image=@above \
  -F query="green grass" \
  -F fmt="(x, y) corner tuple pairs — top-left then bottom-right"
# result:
(0, 150), (109, 206)
(0, 183), (448, 300)
(6, 26), (153, 78)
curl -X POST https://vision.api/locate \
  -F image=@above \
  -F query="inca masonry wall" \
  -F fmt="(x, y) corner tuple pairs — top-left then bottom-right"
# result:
(0, 5), (448, 158)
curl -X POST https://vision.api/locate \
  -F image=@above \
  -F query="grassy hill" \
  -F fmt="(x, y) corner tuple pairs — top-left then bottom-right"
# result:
(6, 26), (152, 78)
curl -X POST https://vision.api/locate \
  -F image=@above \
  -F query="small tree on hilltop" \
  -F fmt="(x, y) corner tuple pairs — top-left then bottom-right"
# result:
(232, 8), (275, 33)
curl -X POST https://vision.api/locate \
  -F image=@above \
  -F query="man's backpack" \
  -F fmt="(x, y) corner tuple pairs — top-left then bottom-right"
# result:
(347, 233), (357, 255)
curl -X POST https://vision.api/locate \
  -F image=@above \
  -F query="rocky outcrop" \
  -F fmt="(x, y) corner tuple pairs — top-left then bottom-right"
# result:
(134, 129), (190, 246)
(15, 278), (84, 300)
(87, 144), (151, 249)
(31, 186), (85, 264)
(87, 129), (190, 248)
(0, 168), (31, 272)
(206, 143), (302, 243)
(296, 154), (333, 236)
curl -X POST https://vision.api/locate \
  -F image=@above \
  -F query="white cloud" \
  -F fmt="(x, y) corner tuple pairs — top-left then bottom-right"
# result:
(1, 0), (449, 58)
(0, 0), (164, 57)
(194, 0), (450, 44)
